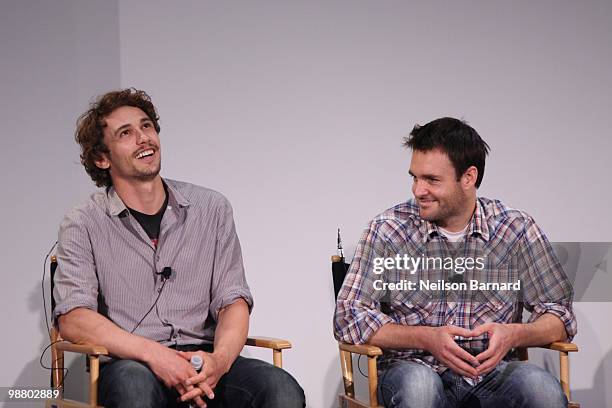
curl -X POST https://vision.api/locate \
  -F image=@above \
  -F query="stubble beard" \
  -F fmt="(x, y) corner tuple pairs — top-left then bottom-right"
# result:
(420, 187), (467, 227)
(134, 161), (162, 181)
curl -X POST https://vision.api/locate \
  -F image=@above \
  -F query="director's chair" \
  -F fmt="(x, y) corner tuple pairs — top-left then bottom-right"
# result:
(46, 255), (293, 408)
(332, 255), (580, 408)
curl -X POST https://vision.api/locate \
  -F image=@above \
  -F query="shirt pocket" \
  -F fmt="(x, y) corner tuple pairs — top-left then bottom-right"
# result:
(394, 289), (437, 325)
(471, 290), (514, 326)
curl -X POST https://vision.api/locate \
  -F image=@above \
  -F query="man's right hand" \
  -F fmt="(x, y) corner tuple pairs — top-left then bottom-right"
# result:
(424, 325), (480, 379)
(142, 343), (208, 407)
(143, 342), (194, 387)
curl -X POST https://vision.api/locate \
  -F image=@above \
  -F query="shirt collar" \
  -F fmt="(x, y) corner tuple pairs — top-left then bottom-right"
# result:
(164, 179), (190, 209)
(107, 187), (127, 216)
(468, 198), (490, 242)
(422, 198), (490, 243)
(106, 178), (191, 217)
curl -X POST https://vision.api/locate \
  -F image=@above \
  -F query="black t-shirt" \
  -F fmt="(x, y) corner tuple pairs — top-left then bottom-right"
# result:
(128, 192), (168, 247)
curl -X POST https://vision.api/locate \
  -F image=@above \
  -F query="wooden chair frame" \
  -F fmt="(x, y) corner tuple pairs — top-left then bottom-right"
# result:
(46, 256), (293, 408)
(332, 256), (580, 408)
(47, 329), (292, 408)
(337, 339), (579, 408)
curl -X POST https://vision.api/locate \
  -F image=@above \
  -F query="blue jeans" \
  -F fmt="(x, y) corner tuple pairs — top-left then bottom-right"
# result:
(378, 360), (568, 408)
(98, 353), (305, 408)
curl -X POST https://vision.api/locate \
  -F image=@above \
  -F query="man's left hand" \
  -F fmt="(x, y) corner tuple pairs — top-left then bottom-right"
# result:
(177, 351), (228, 403)
(472, 322), (518, 375)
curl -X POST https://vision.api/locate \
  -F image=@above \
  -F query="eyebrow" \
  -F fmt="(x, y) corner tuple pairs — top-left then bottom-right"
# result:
(409, 171), (440, 179)
(113, 117), (152, 137)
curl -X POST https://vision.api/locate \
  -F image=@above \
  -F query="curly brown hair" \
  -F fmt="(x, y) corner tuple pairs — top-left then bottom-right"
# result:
(75, 88), (161, 187)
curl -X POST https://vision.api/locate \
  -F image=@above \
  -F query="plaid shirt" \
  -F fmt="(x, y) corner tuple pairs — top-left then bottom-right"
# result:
(334, 197), (577, 372)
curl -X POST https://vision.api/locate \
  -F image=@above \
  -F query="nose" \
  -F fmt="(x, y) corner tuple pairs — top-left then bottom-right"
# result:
(412, 179), (428, 198)
(135, 128), (150, 144)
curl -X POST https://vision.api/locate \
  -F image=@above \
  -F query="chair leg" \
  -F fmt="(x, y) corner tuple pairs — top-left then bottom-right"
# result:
(517, 346), (528, 361)
(88, 355), (99, 406)
(339, 350), (355, 398)
(273, 349), (283, 368)
(50, 328), (64, 397)
(367, 356), (378, 407)
(559, 351), (570, 402)
(51, 346), (64, 397)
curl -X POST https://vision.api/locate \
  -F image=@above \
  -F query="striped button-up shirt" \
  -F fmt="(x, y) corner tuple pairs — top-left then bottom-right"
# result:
(334, 197), (576, 372)
(53, 179), (253, 346)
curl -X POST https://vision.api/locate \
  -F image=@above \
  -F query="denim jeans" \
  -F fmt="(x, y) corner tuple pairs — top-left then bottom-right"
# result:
(98, 349), (305, 408)
(378, 360), (568, 408)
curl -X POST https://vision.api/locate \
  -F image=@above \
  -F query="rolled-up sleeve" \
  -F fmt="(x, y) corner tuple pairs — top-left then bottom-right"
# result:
(334, 221), (394, 345)
(209, 197), (253, 321)
(53, 210), (99, 320)
(520, 218), (577, 341)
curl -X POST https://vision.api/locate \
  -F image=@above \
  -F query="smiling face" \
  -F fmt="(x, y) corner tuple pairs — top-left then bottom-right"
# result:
(409, 149), (476, 230)
(95, 106), (162, 186)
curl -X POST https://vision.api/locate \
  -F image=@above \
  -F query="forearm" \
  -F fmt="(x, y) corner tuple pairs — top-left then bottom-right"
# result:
(511, 313), (567, 348)
(58, 307), (161, 363)
(212, 299), (249, 373)
(368, 323), (434, 350)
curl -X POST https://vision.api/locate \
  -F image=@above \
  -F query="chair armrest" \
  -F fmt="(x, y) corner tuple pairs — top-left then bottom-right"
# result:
(55, 341), (108, 356)
(538, 342), (578, 352)
(246, 336), (292, 350)
(339, 342), (383, 356)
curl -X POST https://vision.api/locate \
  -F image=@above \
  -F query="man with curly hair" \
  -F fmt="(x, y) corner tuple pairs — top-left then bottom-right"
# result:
(53, 88), (305, 408)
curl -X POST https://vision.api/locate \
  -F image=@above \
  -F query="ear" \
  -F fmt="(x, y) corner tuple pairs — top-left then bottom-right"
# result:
(94, 154), (110, 170)
(462, 166), (478, 189)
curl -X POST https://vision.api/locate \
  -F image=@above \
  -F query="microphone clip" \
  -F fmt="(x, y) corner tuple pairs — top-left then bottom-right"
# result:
(160, 266), (172, 280)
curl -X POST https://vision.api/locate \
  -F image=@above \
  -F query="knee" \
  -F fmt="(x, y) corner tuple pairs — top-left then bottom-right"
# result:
(379, 362), (445, 408)
(508, 363), (567, 408)
(99, 359), (166, 408)
(257, 366), (305, 408)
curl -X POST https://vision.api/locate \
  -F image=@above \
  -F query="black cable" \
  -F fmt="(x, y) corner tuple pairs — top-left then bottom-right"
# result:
(357, 354), (368, 378)
(39, 339), (69, 389)
(40, 242), (68, 389)
(130, 278), (168, 334)
(40, 242), (168, 390)
(41, 241), (57, 338)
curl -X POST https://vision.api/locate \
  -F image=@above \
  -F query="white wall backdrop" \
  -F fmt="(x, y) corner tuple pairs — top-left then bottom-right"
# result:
(0, 0), (120, 405)
(1, 1), (611, 407)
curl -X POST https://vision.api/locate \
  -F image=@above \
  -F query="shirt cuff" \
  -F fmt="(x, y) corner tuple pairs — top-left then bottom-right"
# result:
(52, 301), (97, 322)
(527, 302), (577, 342)
(334, 300), (394, 345)
(210, 289), (254, 321)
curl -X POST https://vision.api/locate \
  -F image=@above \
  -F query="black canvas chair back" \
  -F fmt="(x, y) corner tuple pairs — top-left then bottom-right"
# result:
(332, 256), (350, 300)
(50, 257), (58, 317)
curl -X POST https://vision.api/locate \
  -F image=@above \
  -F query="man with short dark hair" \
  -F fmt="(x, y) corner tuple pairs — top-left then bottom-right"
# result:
(334, 117), (576, 407)
(54, 88), (305, 408)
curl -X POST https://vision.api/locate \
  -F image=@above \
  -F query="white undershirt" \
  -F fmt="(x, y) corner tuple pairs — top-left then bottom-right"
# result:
(437, 222), (483, 386)
(438, 224), (469, 242)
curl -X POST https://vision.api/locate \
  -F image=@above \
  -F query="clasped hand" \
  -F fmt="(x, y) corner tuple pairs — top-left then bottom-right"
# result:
(177, 350), (226, 406)
(146, 345), (226, 408)
(427, 323), (516, 379)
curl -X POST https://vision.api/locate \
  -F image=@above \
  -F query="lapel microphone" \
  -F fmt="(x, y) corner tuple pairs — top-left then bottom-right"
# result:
(159, 266), (172, 280)
(131, 266), (173, 334)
